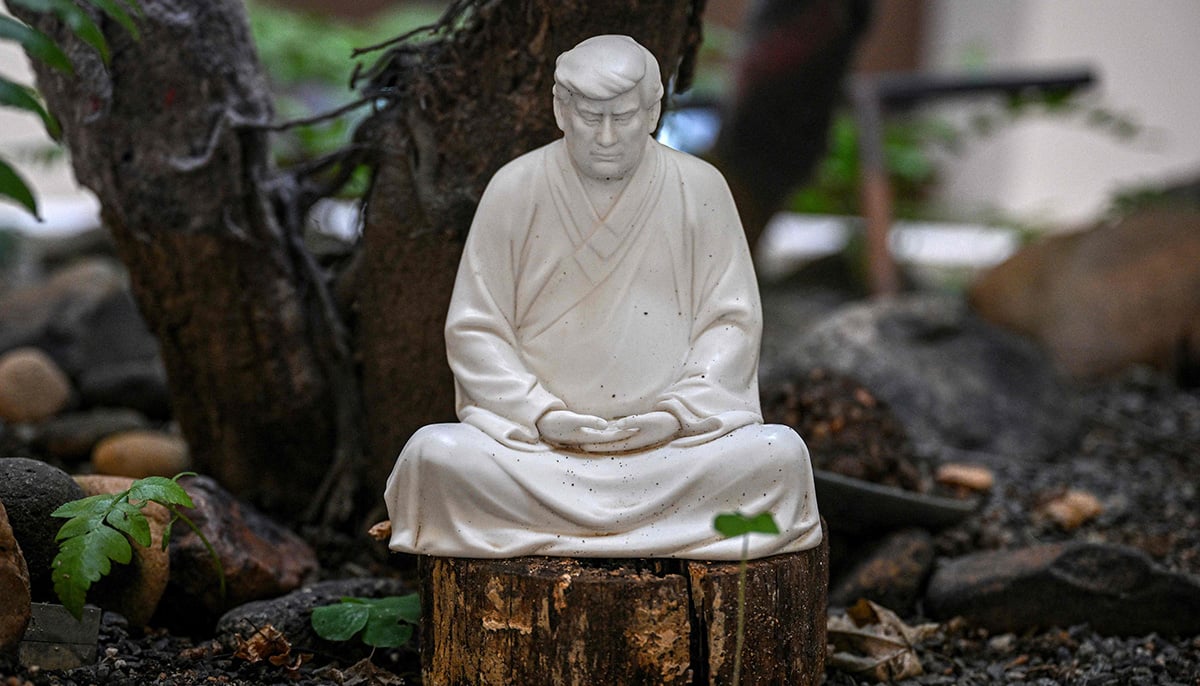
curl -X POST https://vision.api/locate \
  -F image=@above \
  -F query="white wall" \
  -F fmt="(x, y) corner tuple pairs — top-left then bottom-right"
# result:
(922, 0), (1200, 228)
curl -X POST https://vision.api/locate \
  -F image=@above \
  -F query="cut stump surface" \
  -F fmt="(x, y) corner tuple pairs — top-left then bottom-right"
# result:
(421, 525), (828, 685)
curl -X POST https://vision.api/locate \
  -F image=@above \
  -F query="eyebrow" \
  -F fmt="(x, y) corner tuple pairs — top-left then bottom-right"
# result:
(574, 103), (641, 117)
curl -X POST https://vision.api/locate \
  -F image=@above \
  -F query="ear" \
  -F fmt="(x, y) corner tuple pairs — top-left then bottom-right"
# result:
(553, 97), (567, 133)
(645, 100), (661, 134)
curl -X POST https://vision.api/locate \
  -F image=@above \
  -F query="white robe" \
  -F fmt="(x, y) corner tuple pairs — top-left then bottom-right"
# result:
(384, 138), (821, 560)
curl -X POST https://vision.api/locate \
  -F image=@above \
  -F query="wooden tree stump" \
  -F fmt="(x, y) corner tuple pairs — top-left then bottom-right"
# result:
(420, 525), (828, 685)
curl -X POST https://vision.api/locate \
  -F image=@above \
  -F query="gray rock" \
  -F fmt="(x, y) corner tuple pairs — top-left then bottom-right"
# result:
(157, 476), (319, 631)
(77, 360), (171, 420)
(215, 577), (411, 657)
(0, 258), (125, 365)
(0, 257), (163, 397)
(69, 287), (161, 377)
(32, 409), (150, 462)
(786, 294), (1080, 460)
(0, 457), (85, 601)
(830, 527), (935, 614)
(925, 541), (1200, 636)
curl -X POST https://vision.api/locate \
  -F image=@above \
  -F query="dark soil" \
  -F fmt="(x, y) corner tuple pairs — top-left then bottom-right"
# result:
(3, 370), (1199, 685)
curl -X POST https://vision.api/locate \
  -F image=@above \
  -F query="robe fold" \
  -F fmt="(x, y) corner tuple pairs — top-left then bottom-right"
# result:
(384, 137), (822, 560)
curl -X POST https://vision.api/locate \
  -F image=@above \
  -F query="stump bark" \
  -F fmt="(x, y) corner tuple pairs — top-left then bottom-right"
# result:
(420, 527), (829, 685)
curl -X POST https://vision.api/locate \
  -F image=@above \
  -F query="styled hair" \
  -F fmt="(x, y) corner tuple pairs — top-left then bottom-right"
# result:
(552, 35), (664, 107)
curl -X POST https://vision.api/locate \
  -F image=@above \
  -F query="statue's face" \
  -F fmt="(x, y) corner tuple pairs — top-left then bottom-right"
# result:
(555, 88), (658, 183)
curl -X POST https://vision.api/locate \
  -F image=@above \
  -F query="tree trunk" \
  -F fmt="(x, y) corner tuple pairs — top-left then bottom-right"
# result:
(13, 0), (347, 519)
(14, 0), (705, 522)
(712, 0), (873, 249)
(421, 532), (829, 685)
(356, 0), (705, 494)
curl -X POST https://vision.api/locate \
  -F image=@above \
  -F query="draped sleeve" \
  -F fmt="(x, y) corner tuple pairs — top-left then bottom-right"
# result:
(654, 153), (764, 445)
(446, 148), (567, 447)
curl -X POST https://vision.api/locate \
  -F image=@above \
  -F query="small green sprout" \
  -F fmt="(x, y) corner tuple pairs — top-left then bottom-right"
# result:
(311, 594), (421, 649)
(713, 511), (781, 540)
(50, 472), (224, 619)
(715, 510), (781, 686)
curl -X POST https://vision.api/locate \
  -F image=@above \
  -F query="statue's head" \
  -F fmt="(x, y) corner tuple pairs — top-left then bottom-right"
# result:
(552, 35), (663, 183)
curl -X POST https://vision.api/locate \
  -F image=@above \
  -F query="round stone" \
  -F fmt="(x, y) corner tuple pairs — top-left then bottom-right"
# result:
(92, 430), (191, 479)
(0, 347), (73, 423)
(0, 498), (32, 651)
(0, 457), (85, 601)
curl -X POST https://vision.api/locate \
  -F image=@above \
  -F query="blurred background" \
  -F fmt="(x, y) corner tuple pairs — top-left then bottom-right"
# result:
(2, 0), (1199, 285)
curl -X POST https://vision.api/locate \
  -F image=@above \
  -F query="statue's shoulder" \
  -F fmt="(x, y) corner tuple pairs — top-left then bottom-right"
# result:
(485, 140), (558, 194)
(655, 140), (730, 193)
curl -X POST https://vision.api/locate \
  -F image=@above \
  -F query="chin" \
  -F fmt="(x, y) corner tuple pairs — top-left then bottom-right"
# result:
(586, 161), (632, 180)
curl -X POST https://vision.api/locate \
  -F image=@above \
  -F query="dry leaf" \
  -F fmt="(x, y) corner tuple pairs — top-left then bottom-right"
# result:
(234, 624), (293, 664)
(827, 599), (940, 682)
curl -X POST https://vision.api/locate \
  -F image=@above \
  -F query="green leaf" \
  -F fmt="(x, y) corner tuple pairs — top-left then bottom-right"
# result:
(376, 592), (421, 624)
(0, 77), (61, 139)
(8, 0), (110, 63)
(311, 602), (370, 642)
(362, 617), (412, 648)
(89, 0), (139, 39)
(49, 473), (209, 619)
(54, 512), (106, 540)
(106, 501), (152, 547)
(161, 514), (177, 550)
(52, 493), (119, 519)
(128, 476), (194, 508)
(0, 15), (73, 73)
(713, 511), (781, 539)
(51, 526), (133, 618)
(0, 158), (38, 217)
(311, 594), (420, 648)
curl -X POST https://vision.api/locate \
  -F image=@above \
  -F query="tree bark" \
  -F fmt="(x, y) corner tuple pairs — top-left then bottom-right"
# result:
(421, 532), (829, 685)
(14, 0), (705, 521)
(12, 0), (348, 519)
(356, 0), (705, 492)
(712, 0), (873, 249)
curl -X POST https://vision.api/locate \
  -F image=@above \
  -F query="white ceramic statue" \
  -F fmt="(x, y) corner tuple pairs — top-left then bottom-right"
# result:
(384, 35), (821, 560)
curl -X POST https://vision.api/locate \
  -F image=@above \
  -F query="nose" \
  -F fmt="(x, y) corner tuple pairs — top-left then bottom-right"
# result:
(596, 117), (617, 146)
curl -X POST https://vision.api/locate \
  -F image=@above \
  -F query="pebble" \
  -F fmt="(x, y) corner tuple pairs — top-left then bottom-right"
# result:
(935, 463), (995, 493)
(32, 408), (150, 462)
(92, 430), (190, 479)
(0, 457), (85, 601)
(1039, 489), (1103, 531)
(0, 348), (72, 423)
(0, 498), (32, 652)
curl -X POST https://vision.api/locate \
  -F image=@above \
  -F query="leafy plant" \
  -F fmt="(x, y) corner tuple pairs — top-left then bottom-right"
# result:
(0, 0), (142, 218)
(714, 510), (781, 686)
(311, 594), (421, 649)
(244, 1), (440, 174)
(50, 472), (223, 619)
(788, 92), (1139, 222)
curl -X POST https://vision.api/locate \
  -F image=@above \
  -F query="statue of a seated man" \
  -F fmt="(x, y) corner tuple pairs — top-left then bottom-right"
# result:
(384, 35), (821, 560)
